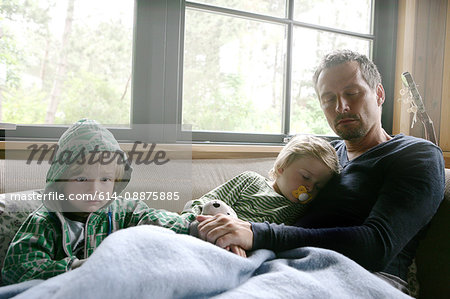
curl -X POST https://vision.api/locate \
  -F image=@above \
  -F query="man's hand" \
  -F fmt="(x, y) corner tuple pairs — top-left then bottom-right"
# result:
(197, 214), (253, 251)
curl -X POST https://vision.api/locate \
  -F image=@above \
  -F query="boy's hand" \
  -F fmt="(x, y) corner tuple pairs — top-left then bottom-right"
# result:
(72, 258), (86, 269)
(197, 214), (253, 251)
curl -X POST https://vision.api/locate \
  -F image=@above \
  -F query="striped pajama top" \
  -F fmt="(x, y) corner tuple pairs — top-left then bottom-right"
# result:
(187, 171), (307, 225)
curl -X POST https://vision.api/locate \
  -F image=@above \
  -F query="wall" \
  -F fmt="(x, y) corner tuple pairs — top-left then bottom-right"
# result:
(393, 0), (450, 168)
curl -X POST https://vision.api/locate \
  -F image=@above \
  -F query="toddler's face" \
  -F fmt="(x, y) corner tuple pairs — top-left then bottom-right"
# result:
(274, 156), (333, 203)
(63, 162), (116, 214)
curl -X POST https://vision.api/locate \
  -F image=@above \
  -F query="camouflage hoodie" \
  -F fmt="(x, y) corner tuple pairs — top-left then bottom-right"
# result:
(1, 119), (192, 285)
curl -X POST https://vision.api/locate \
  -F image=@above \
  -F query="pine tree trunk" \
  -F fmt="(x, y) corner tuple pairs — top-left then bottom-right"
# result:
(0, 24), (3, 122)
(45, 0), (75, 124)
(0, 87), (3, 123)
(40, 29), (51, 88)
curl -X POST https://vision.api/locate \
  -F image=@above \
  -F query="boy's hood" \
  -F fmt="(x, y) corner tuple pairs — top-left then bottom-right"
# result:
(44, 119), (132, 211)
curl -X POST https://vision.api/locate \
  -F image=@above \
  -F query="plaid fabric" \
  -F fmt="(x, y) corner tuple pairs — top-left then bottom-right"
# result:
(185, 171), (306, 225)
(1, 198), (192, 285)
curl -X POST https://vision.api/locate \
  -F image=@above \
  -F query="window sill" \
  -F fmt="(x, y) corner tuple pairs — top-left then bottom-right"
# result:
(0, 141), (283, 160)
(2, 141), (449, 166)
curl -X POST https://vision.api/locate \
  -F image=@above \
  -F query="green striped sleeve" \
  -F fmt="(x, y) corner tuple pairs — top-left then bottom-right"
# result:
(116, 199), (191, 234)
(184, 171), (259, 217)
(235, 176), (306, 224)
(186, 171), (306, 225)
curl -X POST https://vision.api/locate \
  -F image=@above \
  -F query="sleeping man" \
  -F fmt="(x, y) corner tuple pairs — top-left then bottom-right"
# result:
(194, 50), (445, 294)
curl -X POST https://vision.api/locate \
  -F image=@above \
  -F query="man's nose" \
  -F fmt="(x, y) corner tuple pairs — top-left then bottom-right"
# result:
(335, 96), (350, 113)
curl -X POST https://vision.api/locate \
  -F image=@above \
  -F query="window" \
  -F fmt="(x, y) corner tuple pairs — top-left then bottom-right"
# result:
(0, 0), (133, 126)
(182, 0), (374, 139)
(1, 0), (397, 144)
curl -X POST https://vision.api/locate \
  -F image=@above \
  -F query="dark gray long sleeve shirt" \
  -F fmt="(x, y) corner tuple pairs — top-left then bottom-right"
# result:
(252, 134), (445, 280)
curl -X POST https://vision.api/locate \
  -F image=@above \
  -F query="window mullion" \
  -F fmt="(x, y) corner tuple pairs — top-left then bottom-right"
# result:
(283, 0), (295, 135)
(163, 0), (184, 142)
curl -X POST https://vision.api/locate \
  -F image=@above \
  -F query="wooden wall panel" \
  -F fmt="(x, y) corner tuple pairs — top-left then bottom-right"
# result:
(395, 0), (449, 160)
(440, 5), (450, 151)
(410, 0), (447, 140)
(410, 0), (431, 139)
(393, 0), (416, 136)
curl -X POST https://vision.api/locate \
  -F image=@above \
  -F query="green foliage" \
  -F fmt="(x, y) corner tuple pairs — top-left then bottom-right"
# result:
(183, 6), (285, 133)
(0, 0), (132, 125)
(58, 70), (129, 125)
(0, 26), (21, 88)
(2, 87), (47, 123)
(183, 73), (255, 132)
(291, 95), (334, 135)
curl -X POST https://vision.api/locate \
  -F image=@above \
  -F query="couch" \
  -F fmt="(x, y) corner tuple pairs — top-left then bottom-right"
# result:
(0, 157), (449, 298)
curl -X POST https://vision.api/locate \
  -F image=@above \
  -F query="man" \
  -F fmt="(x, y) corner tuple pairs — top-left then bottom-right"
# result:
(196, 50), (445, 292)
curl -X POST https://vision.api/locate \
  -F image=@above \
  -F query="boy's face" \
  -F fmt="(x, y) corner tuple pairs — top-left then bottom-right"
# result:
(274, 156), (333, 203)
(63, 162), (116, 214)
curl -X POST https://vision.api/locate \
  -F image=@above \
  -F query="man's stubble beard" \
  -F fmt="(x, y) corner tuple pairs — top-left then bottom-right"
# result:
(334, 120), (367, 141)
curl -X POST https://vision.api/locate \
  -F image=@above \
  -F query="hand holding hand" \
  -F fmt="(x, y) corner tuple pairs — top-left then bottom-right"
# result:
(228, 245), (247, 258)
(197, 214), (253, 251)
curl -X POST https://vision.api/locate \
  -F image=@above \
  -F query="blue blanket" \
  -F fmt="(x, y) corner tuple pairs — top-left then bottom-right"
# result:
(2, 226), (411, 299)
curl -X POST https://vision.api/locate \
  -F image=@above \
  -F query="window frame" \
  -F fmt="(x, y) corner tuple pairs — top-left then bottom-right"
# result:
(4, 0), (397, 144)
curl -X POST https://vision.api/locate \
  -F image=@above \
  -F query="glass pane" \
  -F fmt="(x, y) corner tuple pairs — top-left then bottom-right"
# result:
(188, 0), (286, 18)
(0, 0), (133, 126)
(294, 0), (373, 34)
(182, 9), (286, 134)
(290, 27), (371, 135)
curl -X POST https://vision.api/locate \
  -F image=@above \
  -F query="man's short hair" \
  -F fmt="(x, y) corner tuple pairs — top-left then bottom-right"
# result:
(269, 135), (340, 180)
(312, 49), (382, 95)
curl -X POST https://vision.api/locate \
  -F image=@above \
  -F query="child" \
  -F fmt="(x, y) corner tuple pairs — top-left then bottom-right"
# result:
(184, 135), (340, 226)
(1, 119), (192, 284)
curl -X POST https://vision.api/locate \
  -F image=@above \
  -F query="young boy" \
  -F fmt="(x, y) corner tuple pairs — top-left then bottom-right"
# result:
(1, 119), (192, 284)
(184, 135), (340, 226)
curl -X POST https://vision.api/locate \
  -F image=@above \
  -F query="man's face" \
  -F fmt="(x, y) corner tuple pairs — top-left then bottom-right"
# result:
(316, 61), (384, 140)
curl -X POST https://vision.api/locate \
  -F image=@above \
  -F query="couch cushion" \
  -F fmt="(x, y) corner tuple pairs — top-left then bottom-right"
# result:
(415, 168), (450, 298)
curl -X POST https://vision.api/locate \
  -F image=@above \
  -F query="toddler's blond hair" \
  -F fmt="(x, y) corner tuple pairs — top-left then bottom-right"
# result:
(269, 135), (340, 180)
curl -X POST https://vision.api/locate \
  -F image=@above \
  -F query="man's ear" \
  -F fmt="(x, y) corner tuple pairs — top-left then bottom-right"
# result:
(376, 83), (385, 106)
(277, 167), (284, 175)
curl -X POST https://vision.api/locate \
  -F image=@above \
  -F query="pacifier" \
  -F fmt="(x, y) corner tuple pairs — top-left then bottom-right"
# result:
(292, 186), (312, 204)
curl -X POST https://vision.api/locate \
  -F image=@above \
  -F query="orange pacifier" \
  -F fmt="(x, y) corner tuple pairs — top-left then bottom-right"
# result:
(292, 186), (312, 204)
